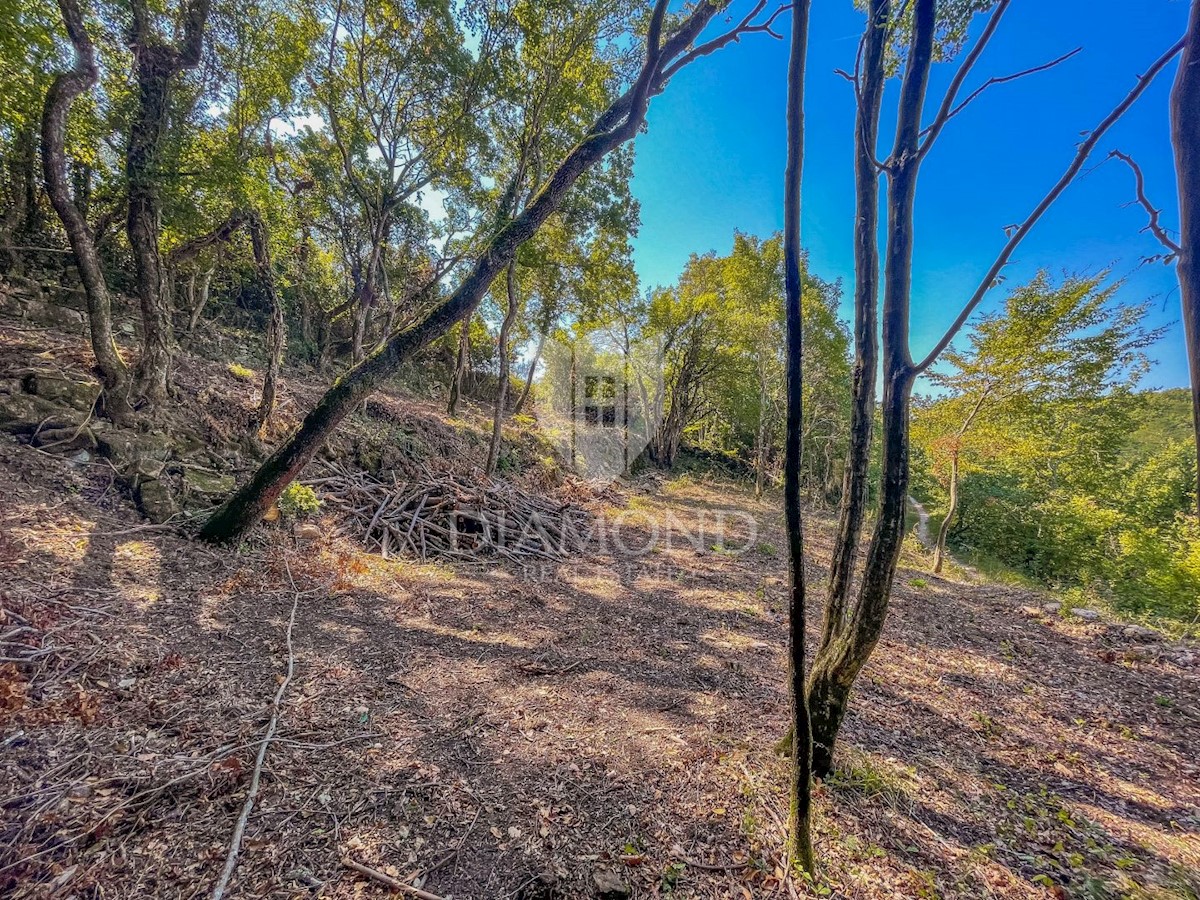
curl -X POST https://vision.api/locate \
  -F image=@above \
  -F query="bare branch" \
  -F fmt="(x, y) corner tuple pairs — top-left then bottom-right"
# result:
(922, 47), (1083, 154)
(918, 0), (1012, 157)
(1109, 149), (1181, 256)
(913, 36), (1186, 375)
(659, 1), (790, 82)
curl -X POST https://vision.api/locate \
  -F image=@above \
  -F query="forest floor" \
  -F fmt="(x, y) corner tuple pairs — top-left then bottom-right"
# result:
(1, 308), (1199, 899)
(2, 435), (1199, 899)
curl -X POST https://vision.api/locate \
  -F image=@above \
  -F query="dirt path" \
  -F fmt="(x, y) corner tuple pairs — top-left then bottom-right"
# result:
(2, 441), (1198, 899)
(909, 495), (932, 548)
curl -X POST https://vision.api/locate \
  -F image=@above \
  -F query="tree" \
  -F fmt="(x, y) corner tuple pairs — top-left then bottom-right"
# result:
(125, 0), (213, 404)
(782, 0), (814, 870)
(200, 0), (789, 542)
(1108, 0), (1200, 515)
(1173, 1), (1200, 517)
(41, 0), (133, 423)
(806, 0), (1185, 778)
(918, 273), (1161, 572)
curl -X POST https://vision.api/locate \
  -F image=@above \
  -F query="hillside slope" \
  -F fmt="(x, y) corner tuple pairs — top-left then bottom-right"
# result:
(0, 299), (1198, 898)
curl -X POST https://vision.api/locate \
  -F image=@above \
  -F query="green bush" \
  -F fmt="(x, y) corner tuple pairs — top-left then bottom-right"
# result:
(279, 482), (321, 519)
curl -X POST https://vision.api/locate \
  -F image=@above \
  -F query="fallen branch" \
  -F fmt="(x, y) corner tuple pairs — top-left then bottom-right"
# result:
(210, 556), (302, 900)
(341, 857), (447, 900)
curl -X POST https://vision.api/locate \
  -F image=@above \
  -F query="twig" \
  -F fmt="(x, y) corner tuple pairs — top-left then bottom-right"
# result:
(210, 556), (302, 900)
(1109, 149), (1182, 256)
(341, 857), (448, 900)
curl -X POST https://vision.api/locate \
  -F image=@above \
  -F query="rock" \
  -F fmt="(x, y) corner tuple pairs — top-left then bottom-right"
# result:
(182, 467), (235, 499)
(1018, 605), (1043, 618)
(592, 870), (630, 899)
(1122, 624), (1158, 642)
(32, 425), (96, 452)
(69, 450), (91, 465)
(1043, 602), (1062, 614)
(119, 321), (136, 335)
(1070, 608), (1101, 622)
(137, 478), (178, 523)
(21, 373), (98, 411)
(1175, 653), (1197, 668)
(295, 523), (322, 541)
(0, 392), (64, 432)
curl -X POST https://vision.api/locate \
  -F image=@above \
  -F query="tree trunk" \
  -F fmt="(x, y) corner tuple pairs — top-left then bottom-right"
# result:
(186, 266), (214, 334)
(514, 328), (546, 415)
(448, 316), (471, 415)
(1172, 0), (1200, 516)
(248, 213), (284, 436)
(807, 0), (933, 778)
(486, 262), (521, 475)
(783, 0), (814, 873)
(41, 0), (133, 424)
(823, 0), (889, 646)
(126, 56), (176, 405)
(932, 448), (959, 573)
(755, 370), (769, 499)
(125, 0), (211, 405)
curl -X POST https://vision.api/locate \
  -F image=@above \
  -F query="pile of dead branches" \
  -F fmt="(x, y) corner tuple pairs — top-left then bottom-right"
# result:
(309, 464), (592, 562)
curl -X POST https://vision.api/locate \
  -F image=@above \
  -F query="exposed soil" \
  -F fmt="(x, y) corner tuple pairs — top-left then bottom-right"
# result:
(1, 315), (1198, 899)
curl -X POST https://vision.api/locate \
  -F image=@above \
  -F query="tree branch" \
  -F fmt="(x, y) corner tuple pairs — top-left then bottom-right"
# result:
(921, 45), (1082, 154)
(913, 36), (1185, 375)
(1109, 149), (1181, 256)
(659, 1), (791, 82)
(917, 0), (1012, 158)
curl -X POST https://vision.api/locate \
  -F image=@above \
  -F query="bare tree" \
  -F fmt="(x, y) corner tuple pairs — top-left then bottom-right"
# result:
(782, 0), (814, 871)
(41, 0), (133, 424)
(806, 0), (1184, 778)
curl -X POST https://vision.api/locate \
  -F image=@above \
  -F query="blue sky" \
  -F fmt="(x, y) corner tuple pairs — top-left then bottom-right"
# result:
(629, 0), (1192, 389)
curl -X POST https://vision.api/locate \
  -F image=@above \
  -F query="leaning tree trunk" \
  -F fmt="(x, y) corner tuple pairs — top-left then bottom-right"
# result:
(514, 328), (546, 415)
(1172, 0), (1200, 516)
(486, 262), (521, 475)
(783, 0), (814, 871)
(932, 447), (959, 573)
(41, 0), (132, 424)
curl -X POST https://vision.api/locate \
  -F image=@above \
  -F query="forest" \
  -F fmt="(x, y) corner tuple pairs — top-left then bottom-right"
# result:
(0, 0), (1198, 897)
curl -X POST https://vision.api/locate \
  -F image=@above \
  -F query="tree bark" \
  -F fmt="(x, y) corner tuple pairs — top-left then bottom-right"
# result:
(783, 0), (814, 873)
(199, 0), (728, 542)
(248, 213), (284, 436)
(448, 316), (471, 415)
(514, 328), (546, 415)
(807, 0), (934, 778)
(41, 0), (133, 424)
(125, 0), (211, 405)
(823, 0), (889, 646)
(932, 448), (958, 573)
(486, 262), (521, 475)
(1172, 0), (1200, 516)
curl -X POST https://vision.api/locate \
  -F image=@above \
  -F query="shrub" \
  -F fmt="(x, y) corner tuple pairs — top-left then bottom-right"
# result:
(278, 482), (321, 519)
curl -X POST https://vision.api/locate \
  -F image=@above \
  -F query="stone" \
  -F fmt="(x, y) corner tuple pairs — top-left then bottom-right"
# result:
(137, 478), (178, 523)
(592, 870), (630, 899)
(1043, 602), (1062, 614)
(295, 523), (323, 541)
(0, 392), (63, 432)
(1175, 653), (1197, 668)
(1122, 624), (1158, 642)
(21, 373), (98, 411)
(1019, 605), (1043, 618)
(182, 467), (235, 499)
(69, 450), (91, 465)
(1070, 608), (1101, 622)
